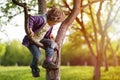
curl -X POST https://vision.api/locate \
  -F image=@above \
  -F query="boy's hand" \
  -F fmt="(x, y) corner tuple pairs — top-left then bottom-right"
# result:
(29, 28), (34, 38)
(50, 34), (55, 40)
(54, 43), (58, 50)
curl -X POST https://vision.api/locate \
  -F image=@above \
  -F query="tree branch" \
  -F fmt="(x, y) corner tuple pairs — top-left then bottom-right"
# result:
(12, 0), (25, 7)
(96, 0), (104, 33)
(88, 0), (99, 55)
(56, 0), (80, 46)
(12, 0), (44, 48)
(63, 0), (100, 13)
(104, 0), (120, 32)
(63, 0), (96, 58)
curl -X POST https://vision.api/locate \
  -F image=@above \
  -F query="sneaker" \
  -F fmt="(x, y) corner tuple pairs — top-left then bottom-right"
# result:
(42, 61), (58, 70)
(31, 67), (40, 77)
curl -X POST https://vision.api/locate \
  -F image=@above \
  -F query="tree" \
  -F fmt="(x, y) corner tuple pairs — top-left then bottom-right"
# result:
(12, 0), (80, 80)
(63, 0), (120, 80)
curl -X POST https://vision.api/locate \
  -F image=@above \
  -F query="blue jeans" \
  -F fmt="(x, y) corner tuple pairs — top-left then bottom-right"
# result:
(28, 44), (41, 68)
(28, 38), (55, 68)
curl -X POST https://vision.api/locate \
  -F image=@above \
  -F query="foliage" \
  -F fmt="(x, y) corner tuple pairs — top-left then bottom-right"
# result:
(1, 40), (32, 66)
(0, 43), (6, 57)
(0, 38), (120, 66)
(0, 0), (60, 26)
(0, 0), (38, 26)
(62, 41), (92, 66)
(0, 40), (46, 66)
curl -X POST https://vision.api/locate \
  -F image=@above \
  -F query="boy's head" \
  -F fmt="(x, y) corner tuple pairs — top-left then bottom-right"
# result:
(46, 7), (65, 25)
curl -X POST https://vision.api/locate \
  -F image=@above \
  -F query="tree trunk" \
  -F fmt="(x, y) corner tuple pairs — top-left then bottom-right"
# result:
(104, 52), (109, 71)
(103, 41), (109, 71)
(38, 0), (46, 14)
(93, 60), (101, 80)
(93, 54), (101, 80)
(111, 48), (118, 66)
(46, 0), (80, 80)
(113, 54), (118, 66)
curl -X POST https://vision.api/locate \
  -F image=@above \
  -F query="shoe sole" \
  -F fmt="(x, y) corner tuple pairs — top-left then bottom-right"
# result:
(42, 65), (58, 70)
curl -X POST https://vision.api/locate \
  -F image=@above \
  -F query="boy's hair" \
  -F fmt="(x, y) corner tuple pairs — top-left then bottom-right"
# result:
(47, 7), (65, 22)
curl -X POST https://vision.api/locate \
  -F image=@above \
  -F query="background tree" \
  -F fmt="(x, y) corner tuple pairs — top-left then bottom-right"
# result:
(63, 0), (120, 80)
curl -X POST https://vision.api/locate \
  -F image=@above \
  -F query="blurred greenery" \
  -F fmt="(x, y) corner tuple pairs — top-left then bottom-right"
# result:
(1, 40), (32, 66)
(0, 43), (5, 57)
(0, 40), (46, 66)
(0, 66), (120, 80)
(0, 39), (120, 66)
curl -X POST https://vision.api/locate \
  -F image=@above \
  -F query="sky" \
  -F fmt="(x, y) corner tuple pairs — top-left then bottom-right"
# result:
(0, 14), (25, 42)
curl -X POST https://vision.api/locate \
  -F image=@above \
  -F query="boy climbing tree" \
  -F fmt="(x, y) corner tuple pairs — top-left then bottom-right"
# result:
(12, 0), (80, 80)
(22, 7), (65, 77)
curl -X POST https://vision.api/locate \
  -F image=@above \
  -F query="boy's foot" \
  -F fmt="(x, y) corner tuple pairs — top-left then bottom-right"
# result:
(42, 61), (58, 70)
(31, 67), (40, 77)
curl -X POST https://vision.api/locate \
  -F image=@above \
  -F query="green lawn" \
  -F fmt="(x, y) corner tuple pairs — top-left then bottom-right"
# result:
(0, 66), (120, 80)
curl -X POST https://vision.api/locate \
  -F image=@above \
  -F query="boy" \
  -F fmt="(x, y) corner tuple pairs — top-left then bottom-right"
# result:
(22, 7), (64, 77)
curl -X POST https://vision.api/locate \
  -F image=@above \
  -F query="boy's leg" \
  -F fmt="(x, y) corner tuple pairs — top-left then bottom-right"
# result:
(40, 39), (58, 69)
(28, 44), (41, 77)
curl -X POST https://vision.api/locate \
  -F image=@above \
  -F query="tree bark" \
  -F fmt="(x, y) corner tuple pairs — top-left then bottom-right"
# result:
(47, 0), (80, 80)
(38, 0), (46, 14)
(93, 58), (101, 80)
(104, 52), (109, 71)
(103, 37), (110, 71)
(110, 44), (118, 66)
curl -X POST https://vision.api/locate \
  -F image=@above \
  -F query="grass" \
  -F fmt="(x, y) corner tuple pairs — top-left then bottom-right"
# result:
(0, 66), (120, 80)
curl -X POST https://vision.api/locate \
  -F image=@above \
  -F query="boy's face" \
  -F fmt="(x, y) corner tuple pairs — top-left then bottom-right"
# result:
(47, 20), (58, 26)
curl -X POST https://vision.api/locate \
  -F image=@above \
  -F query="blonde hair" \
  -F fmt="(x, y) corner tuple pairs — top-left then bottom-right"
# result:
(47, 7), (65, 22)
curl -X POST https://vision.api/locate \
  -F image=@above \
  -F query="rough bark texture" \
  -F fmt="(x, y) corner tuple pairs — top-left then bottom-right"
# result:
(93, 60), (101, 80)
(38, 0), (46, 14)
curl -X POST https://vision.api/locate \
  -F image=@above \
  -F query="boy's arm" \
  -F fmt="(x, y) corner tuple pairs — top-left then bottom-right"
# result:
(29, 28), (34, 38)
(28, 16), (35, 38)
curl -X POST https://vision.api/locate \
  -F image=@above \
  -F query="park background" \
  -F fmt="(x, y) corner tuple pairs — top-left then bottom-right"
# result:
(1, 0), (120, 80)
